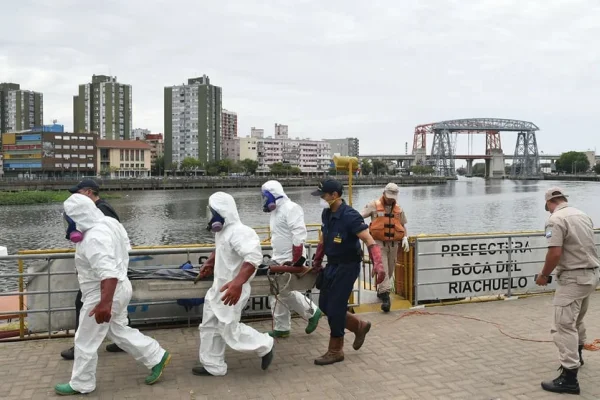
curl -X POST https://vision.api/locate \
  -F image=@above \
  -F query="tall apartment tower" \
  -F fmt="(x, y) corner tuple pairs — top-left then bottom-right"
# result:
(0, 83), (43, 134)
(73, 75), (132, 140)
(164, 75), (222, 166)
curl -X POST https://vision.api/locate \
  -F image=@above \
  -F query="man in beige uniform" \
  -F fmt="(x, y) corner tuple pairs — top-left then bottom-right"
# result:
(536, 187), (599, 395)
(361, 183), (409, 312)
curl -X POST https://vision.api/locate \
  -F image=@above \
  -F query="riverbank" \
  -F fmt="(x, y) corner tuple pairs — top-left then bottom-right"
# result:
(0, 191), (121, 206)
(543, 173), (600, 182)
(0, 176), (450, 192)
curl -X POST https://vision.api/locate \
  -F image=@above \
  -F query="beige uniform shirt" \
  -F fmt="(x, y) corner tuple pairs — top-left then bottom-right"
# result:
(361, 200), (408, 225)
(545, 203), (600, 273)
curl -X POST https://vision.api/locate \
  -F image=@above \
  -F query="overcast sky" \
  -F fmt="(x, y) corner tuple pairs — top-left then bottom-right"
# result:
(2, 0), (599, 156)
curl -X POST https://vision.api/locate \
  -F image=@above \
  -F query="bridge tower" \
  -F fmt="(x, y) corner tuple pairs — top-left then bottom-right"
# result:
(430, 129), (455, 177)
(510, 130), (542, 179)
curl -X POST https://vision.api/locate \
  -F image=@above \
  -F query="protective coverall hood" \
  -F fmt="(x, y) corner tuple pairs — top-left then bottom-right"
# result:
(261, 180), (286, 199)
(208, 192), (241, 229)
(64, 194), (106, 232)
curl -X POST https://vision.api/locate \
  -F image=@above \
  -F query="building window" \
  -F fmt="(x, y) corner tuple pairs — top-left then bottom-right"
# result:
(130, 150), (134, 160)
(120, 150), (124, 161)
(141, 150), (144, 161)
(125, 151), (129, 161)
(135, 150), (140, 161)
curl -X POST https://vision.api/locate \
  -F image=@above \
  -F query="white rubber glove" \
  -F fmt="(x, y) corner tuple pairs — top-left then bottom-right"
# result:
(402, 237), (409, 252)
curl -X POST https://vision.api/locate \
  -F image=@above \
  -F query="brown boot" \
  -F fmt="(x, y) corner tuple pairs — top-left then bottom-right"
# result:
(345, 312), (371, 350)
(314, 337), (345, 366)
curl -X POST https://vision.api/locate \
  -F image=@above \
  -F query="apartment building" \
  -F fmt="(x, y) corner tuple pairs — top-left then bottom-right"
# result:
(73, 75), (132, 140)
(164, 75), (222, 166)
(143, 133), (164, 164)
(0, 83), (43, 135)
(324, 138), (360, 157)
(257, 137), (330, 173)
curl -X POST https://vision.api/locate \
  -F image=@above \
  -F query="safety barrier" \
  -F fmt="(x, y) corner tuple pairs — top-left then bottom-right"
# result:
(413, 230), (600, 305)
(0, 240), (365, 341)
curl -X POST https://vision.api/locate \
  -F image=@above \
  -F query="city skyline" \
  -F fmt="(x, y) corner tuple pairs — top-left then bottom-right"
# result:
(3, 1), (599, 156)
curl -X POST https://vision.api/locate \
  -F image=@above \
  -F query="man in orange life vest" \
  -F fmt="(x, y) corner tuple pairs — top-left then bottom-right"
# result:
(360, 183), (409, 312)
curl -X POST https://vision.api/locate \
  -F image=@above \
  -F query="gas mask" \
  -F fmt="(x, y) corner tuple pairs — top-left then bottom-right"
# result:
(63, 213), (84, 243)
(206, 206), (225, 233)
(261, 190), (283, 213)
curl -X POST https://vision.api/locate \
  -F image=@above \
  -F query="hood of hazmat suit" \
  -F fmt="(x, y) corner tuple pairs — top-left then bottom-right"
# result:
(63, 194), (132, 294)
(261, 180), (307, 264)
(206, 192), (263, 324)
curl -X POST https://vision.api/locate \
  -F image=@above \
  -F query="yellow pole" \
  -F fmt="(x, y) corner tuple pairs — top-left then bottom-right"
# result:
(348, 163), (353, 207)
(18, 258), (25, 339)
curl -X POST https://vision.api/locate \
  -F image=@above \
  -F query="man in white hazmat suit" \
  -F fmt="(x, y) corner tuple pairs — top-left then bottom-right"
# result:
(192, 191), (274, 376)
(54, 194), (171, 395)
(261, 180), (322, 338)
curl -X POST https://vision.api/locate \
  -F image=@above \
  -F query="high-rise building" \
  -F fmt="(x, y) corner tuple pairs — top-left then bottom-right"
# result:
(221, 109), (238, 159)
(250, 127), (264, 139)
(164, 75), (222, 167)
(274, 123), (288, 139)
(73, 75), (132, 140)
(0, 83), (43, 134)
(324, 138), (360, 157)
(132, 128), (151, 141)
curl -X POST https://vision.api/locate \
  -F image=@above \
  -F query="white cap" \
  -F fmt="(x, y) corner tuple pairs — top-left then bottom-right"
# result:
(0, 246), (7, 257)
(383, 182), (399, 200)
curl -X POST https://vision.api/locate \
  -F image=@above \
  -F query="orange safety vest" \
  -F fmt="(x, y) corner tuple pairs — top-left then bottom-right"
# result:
(369, 198), (405, 242)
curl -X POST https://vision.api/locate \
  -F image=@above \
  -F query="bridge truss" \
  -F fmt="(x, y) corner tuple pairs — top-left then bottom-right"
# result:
(412, 118), (541, 178)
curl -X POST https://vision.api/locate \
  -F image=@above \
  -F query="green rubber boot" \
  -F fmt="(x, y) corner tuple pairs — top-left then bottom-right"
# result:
(54, 383), (80, 396)
(145, 351), (171, 385)
(268, 330), (290, 338)
(305, 308), (322, 334)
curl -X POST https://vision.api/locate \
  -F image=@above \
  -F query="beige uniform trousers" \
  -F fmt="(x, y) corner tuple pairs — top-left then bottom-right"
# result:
(376, 240), (399, 294)
(551, 268), (599, 369)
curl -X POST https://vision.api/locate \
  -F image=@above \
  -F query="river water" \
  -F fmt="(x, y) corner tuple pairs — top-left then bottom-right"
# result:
(1, 178), (599, 289)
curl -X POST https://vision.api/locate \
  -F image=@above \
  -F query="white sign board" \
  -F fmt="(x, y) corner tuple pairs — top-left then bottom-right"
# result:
(415, 232), (600, 303)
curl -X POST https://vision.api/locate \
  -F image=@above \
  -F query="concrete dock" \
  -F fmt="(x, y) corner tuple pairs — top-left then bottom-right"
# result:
(1, 292), (599, 399)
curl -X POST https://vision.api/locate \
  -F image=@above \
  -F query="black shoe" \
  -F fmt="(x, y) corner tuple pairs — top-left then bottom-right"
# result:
(60, 347), (75, 360)
(261, 347), (274, 371)
(579, 345), (584, 366)
(106, 343), (124, 353)
(192, 366), (214, 376)
(541, 366), (580, 395)
(381, 292), (391, 313)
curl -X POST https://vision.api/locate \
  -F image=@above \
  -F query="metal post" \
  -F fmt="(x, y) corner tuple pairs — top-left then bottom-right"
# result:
(47, 259), (52, 338)
(507, 236), (513, 298)
(18, 258), (25, 339)
(348, 162), (353, 207)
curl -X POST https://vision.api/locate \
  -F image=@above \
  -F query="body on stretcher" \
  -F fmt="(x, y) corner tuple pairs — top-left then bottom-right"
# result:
(128, 255), (318, 302)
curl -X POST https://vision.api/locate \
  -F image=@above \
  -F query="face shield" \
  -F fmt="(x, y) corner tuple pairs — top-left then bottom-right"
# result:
(63, 213), (84, 243)
(206, 206), (225, 233)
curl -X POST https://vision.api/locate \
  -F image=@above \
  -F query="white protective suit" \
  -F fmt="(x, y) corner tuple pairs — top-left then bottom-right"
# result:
(199, 192), (274, 376)
(64, 194), (166, 394)
(262, 180), (319, 332)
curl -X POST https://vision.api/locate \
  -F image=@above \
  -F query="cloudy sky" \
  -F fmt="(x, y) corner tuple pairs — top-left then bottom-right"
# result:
(2, 0), (599, 156)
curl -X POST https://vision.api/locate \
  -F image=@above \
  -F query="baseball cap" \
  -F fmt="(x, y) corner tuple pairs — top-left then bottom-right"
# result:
(311, 179), (343, 196)
(68, 178), (100, 194)
(544, 187), (568, 211)
(383, 182), (399, 200)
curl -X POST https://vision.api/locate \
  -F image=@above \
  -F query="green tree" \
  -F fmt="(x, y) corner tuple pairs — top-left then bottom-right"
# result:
(593, 163), (600, 174)
(239, 159), (258, 175)
(555, 151), (590, 174)
(360, 160), (372, 176)
(180, 157), (201, 171)
(372, 160), (388, 175)
(410, 165), (435, 175)
(269, 162), (302, 175)
(152, 155), (165, 176)
(472, 163), (486, 176)
(168, 162), (179, 175)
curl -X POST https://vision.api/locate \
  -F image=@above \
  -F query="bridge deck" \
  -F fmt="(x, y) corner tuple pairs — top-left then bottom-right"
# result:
(1, 293), (600, 399)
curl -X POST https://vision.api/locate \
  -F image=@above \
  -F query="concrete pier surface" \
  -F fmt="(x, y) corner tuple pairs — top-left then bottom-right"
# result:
(1, 292), (599, 399)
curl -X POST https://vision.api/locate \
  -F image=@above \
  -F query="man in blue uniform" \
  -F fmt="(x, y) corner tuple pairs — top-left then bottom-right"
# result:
(310, 179), (385, 365)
